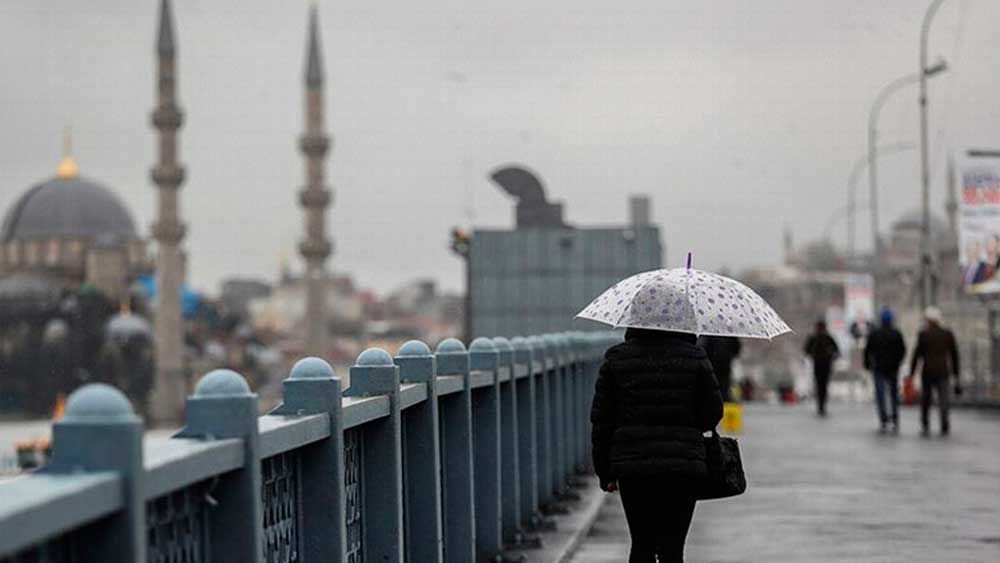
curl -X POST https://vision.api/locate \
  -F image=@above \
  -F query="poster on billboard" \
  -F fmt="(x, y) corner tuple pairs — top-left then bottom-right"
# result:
(959, 155), (1000, 295)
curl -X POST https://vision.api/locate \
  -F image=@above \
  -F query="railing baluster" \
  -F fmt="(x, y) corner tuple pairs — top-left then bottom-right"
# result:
(395, 340), (444, 563)
(530, 336), (554, 511)
(176, 369), (263, 563)
(435, 339), (476, 563)
(511, 336), (541, 536)
(269, 357), (345, 562)
(492, 337), (522, 548)
(346, 349), (403, 563)
(45, 383), (145, 562)
(470, 337), (503, 561)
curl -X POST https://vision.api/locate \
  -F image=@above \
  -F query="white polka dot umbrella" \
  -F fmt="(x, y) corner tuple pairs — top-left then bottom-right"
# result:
(576, 265), (791, 340)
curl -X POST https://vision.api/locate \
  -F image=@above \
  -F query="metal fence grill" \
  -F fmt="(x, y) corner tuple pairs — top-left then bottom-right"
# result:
(146, 482), (210, 563)
(0, 533), (78, 563)
(344, 428), (364, 563)
(261, 451), (301, 563)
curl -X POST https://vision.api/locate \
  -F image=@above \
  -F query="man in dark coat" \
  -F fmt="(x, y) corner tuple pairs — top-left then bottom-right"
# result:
(591, 328), (723, 563)
(908, 307), (961, 436)
(698, 335), (741, 402)
(804, 320), (839, 417)
(864, 307), (906, 433)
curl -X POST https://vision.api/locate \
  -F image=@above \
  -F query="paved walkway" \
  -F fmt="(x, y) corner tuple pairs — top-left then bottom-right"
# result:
(570, 403), (1000, 562)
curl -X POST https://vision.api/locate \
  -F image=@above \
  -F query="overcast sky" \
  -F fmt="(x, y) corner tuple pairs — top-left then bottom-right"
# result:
(1, 0), (997, 294)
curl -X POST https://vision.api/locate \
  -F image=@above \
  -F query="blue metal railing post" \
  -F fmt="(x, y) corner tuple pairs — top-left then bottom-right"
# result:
(557, 335), (576, 481)
(270, 357), (346, 561)
(492, 336), (522, 547)
(469, 337), (503, 561)
(395, 340), (444, 563)
(435, 338), (476, 563)
(346, 348), (403, 563)
(543, 334), (566, 500)
(45, 383), (146, 561)
(511, 337), (540, 533)
(529, 336), (554, 511)
(176, 369), (264, 563)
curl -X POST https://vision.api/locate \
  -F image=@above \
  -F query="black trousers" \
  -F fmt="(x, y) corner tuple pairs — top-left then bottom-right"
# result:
(814, 367), (831, 415)
(619, 477), (697, 563)
(920, 375), (950, 432)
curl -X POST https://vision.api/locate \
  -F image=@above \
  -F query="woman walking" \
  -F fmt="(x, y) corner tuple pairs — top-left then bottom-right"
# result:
(591, 327), (723, 562)
(578, 260), (789, 562)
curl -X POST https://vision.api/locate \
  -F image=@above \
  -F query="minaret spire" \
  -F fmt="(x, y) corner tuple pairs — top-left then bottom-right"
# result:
(157, 0), (175, 56)
(305, 4), (323, 87)
(57, 125), (79, 179)
(149, 0), (187, 423)
(298, 4), (332, 356)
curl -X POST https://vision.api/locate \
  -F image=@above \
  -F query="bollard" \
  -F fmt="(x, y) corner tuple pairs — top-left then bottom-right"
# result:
(45, 384), (145, 562)
(469, 337), (503, 561)
(395, 340), (444, 563)
(435, 338), (476, 563)
(176, 369), (263, 563)
(493, 336), (523, 548)
(269, 357), (346, 562)
(346, 348), (403, 563)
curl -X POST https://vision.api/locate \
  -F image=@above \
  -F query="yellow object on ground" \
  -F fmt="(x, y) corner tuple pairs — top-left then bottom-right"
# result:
(721, 402), (742, 433)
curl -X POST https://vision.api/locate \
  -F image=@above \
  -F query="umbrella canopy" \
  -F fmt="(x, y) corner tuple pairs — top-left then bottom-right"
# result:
(576, 268), (790, 339)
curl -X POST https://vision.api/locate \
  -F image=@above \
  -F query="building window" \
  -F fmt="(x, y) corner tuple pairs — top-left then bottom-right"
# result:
(25, 242), (38, 265)
(46, 239), (60, 265)
(68, 240), (83, 261)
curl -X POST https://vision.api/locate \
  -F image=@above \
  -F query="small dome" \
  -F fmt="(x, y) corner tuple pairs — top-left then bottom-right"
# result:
(106, 313), (152, 341)
(64, 383), (135, 421)
(355, 348), (394, 367)
(397, 340), (431, 357)
(1, 175), (137, 243)
(290, 357), (336, 379)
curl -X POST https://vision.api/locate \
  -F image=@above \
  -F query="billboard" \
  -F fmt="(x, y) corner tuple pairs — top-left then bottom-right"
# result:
(959, 155), (1000, 294)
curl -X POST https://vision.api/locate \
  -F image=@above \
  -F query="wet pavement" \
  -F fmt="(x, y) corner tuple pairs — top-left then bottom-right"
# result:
(570, 403), (1000, 562)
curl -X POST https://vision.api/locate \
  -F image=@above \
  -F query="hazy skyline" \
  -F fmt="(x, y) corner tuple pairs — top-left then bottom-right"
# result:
(1, 0), (997, 294)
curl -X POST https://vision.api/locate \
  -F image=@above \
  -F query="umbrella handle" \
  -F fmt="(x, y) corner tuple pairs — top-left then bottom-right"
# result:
(686, 252), (692, 271)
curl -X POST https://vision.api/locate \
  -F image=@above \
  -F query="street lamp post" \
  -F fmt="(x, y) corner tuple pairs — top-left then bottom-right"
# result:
(867, 66), (946, 308)
(849, 142), (915, 264)
(919, 0), (947, 309)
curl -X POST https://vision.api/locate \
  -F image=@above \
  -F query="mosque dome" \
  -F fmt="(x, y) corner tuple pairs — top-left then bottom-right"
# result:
(1, 158), (137, 244)
(891, 209), (948, 234)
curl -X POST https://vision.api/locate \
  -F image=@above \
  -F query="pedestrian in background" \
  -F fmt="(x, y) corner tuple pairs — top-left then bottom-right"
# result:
(591, 328), (723, 563)
(699, 335), (741, 401)
(864, 307), (906, 433)
(908, 307), (961, 436)
(804, 320), (839, 417)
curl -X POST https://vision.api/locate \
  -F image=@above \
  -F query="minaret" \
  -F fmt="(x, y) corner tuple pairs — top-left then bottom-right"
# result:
(149, 0), (187, 423)
(298, 5), (333, 356)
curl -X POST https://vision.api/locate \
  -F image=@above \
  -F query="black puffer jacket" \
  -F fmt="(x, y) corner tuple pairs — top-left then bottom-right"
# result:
(590, 329), (724, 489)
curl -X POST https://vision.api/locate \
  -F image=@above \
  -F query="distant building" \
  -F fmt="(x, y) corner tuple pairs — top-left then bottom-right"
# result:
(220, 278), (273, 318)
(0, 151), (152, 414)
(466, 166), (663, 337)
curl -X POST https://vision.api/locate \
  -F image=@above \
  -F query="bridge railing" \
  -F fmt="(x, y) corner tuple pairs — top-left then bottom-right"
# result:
(0, 331), (618, 563)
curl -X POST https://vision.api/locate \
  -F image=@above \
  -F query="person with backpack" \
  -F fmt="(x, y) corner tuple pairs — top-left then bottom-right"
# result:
(864, 307), (907, 433)
(804, 320), (839, 417)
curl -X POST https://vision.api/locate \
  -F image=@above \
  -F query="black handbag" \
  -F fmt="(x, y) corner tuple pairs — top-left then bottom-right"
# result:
(697, 430), (747, 500)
